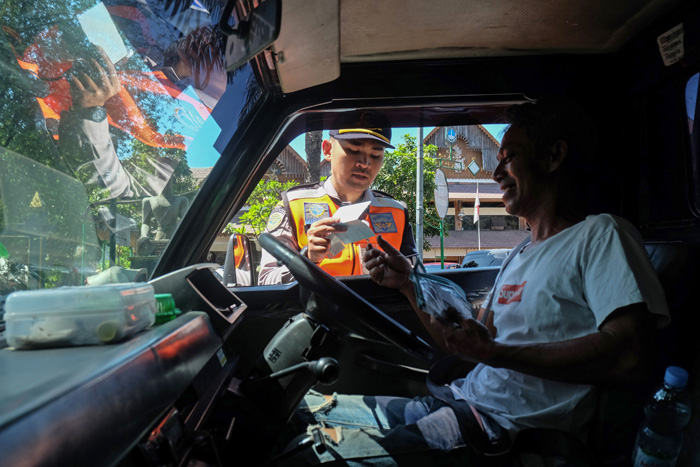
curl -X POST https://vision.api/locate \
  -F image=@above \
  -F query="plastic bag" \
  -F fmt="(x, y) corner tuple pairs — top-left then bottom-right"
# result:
(410, 260), (474, 327)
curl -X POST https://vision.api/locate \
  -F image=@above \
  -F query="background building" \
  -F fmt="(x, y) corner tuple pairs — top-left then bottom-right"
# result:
(422, 126), (528, 262)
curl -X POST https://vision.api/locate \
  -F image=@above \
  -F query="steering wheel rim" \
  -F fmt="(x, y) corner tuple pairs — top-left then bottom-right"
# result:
(259, 233), (435, 361)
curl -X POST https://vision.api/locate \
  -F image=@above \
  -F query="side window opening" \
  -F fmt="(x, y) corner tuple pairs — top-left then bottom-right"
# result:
(685, 72), (700, 215)
(206, 140), (312, 286)
(207, 124), (527, 287)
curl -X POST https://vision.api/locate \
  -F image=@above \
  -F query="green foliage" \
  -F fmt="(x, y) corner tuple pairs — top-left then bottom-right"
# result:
(115, 245), (132, 269)
(373, 134), (441, 250)
(225, 178), (299, 236)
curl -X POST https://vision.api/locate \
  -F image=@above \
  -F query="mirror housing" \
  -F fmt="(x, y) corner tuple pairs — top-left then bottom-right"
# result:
(222, 0), (281, 71)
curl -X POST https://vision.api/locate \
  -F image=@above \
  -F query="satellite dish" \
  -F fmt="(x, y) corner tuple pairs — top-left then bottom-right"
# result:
(434, 168), (449, 219)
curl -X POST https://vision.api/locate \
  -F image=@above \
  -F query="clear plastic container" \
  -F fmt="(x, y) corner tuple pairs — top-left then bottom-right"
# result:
(4, 284), (157, 349)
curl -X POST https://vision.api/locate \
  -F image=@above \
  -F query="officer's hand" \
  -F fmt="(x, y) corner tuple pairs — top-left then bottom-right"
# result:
(69, 47), (121, 108)
(363, 235), (412, 291)
(306, 217), (348, 263)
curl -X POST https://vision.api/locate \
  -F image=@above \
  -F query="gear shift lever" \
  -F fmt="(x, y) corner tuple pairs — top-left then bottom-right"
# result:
(266, 357), (340, 385)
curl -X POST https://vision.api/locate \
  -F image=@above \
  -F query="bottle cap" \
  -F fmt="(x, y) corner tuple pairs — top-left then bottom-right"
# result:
(664, 366), (689, 389)
(154, 293), (181, 325)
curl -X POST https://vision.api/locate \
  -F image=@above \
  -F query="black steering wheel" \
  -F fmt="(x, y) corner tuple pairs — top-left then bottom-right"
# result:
(259, 233), (435, 361)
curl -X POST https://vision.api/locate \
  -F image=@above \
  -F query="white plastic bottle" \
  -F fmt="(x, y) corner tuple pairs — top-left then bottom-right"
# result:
(632, 366), (691, 467)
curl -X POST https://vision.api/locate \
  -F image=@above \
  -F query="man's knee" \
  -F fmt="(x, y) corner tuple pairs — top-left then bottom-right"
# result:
(321, 425), (340, 443)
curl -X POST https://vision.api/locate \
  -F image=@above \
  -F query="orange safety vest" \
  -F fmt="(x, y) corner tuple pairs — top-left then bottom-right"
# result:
(284, 185), (406, 277)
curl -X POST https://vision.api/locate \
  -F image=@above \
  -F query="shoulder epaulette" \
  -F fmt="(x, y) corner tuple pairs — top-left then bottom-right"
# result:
(285, 182), (327, 201)
(371, 190), (407, 210)
(286, 181), (323, 192)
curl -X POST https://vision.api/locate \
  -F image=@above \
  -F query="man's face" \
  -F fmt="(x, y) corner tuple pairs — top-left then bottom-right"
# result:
(324, 137), (386, 200)
(493, 126), (550, 218)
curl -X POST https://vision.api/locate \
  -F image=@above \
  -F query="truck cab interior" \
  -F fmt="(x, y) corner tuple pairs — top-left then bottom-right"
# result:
(1, 0), (699, 465)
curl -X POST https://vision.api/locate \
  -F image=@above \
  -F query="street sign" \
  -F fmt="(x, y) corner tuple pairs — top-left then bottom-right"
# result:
(434, 168), (449, 218)
(446, 128), (457, 144)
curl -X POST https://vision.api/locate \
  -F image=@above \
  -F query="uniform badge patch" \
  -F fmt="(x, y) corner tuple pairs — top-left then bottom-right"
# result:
(266, 207), (285, 232)
(370, 212), (398, 233)
(303, 203), (330, 225)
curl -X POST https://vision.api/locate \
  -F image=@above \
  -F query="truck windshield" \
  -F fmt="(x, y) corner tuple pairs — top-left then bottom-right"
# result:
(0, 0), (259, 294)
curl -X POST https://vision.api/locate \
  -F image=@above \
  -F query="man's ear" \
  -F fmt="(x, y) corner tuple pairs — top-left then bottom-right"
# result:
(322, 140), (333, 161)
(548, 140), (568, 173)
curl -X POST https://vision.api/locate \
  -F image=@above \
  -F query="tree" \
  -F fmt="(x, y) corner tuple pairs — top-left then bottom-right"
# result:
(305, 131), (322, 182)
(372, 134), (441, 251)
(225, 178), (298, 236)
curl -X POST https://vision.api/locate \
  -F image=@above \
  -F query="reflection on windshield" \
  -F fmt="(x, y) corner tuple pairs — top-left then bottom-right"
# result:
(0, 148), (101, 289)
(0, 0), (260, 293)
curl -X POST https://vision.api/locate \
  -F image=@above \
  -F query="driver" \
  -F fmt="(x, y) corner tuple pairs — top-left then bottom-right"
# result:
(258, 111), (418, 284)
(285, 99), (670, 465)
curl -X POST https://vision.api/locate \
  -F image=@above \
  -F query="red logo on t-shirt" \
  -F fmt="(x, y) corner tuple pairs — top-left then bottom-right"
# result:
(498, 281), (527, 304)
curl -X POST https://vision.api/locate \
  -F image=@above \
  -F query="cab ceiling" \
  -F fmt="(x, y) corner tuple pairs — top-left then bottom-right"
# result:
(338, 0), (684, 62)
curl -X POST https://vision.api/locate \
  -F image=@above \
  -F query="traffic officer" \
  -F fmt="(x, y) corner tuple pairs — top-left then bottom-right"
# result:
(258, 111), (418, 284)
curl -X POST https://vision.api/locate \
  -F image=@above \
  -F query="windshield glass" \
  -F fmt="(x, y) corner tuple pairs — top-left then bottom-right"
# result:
(0, 0), (259, 295)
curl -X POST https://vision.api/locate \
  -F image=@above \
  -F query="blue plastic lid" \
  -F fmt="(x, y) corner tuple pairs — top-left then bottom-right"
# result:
(664, 366), (689, 389)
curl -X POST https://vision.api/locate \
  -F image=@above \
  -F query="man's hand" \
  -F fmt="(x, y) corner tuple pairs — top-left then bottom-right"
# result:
(431, 314), (495, 363)
(306, 217), (348, 263)
(362, 235), (412, 291)
(69, 47), (121, 108)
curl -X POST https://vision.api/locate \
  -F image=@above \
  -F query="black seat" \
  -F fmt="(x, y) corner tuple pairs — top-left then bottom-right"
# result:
(643, 241), (689, 311)
(643, 241), (691, 375)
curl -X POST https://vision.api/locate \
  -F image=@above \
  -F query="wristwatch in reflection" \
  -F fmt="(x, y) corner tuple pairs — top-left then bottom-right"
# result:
(69, 105), (107, 122)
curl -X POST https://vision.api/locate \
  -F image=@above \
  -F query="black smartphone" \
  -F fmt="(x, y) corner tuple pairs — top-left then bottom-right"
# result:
(441, 307), (465, 328)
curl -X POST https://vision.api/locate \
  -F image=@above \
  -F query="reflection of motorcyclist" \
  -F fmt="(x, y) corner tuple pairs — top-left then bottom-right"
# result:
(10, 4), (227, 199)
(58, 46), (140, 199)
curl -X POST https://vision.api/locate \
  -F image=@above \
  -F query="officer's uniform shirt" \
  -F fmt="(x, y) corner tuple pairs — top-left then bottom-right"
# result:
(258, 179), (417, 285)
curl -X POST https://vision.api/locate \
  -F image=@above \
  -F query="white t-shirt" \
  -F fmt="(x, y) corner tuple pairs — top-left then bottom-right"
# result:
(450, 214), (670, 436)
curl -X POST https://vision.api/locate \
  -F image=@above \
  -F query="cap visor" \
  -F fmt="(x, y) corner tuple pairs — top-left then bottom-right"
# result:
(331, 132), (395, 149)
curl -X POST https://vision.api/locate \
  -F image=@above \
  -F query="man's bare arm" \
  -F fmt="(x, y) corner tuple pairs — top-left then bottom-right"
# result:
(439, 302), (656, 385)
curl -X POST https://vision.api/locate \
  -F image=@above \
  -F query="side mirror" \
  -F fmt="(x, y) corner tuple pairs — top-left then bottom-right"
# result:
(222, 233), (254, 286)
(222, 0), (281, 71)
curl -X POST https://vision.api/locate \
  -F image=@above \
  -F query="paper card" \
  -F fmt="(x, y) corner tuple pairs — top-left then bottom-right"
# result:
(77, 2), (129, 64)
(328, 220), (375, 257)
(334, 201), (370, 222)
(326, 201), (374, 257)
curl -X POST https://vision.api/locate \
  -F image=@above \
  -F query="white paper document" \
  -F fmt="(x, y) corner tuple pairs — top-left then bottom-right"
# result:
(327, 201), (374, 257)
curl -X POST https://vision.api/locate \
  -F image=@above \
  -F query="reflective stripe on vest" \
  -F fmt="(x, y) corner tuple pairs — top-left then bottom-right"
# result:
(286, 189), (406, 276)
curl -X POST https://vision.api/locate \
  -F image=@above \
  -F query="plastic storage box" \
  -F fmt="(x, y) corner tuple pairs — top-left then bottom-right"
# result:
(4, 284), (157, 349)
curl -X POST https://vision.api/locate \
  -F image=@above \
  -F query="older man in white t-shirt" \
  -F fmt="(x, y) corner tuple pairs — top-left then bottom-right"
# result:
(288, 99), (670, 466)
